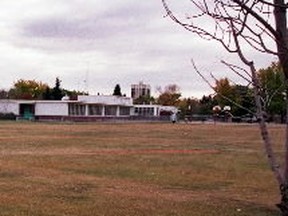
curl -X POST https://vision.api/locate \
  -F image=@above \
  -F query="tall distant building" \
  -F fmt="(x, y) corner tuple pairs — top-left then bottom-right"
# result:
(131, 82), (151, 100)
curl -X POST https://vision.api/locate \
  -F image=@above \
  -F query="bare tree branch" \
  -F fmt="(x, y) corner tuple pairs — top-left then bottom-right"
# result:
(232, 0), (278, 37)
(191, 59), (255, 115)
(220, 60), (252, 83)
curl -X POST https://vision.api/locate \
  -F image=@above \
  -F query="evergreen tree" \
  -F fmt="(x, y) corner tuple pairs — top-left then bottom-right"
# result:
(113, 84), (122, 96)
(51, 77), (64, 100)
(43, 87), (52, 100)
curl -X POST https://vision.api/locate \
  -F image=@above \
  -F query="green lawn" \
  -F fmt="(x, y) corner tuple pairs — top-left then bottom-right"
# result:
(0, 121), (282, 215)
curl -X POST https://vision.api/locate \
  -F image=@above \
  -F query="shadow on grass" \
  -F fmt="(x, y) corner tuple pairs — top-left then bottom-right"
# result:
(209, 199), (279, 216)
(0, 205), (56, 216)
(0, 197), (279, 216)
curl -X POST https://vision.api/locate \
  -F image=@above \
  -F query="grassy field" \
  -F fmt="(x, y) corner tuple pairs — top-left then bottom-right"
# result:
(0, 121), (284, 216)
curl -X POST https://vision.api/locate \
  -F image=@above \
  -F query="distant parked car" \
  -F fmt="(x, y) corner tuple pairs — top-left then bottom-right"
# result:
(241, 114), (257, 123)
(231, 116), (241, 123)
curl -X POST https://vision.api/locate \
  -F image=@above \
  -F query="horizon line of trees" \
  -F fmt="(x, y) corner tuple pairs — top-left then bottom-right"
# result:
(0, 61), (284, 121)
(133, 62), (285, 122)
(178, 62), (285, 122)
(0, 77), (88, 101)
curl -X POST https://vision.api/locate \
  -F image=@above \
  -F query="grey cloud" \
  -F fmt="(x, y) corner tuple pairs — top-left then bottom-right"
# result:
(22, 2), (156, 40)
(16, 2), (165, 56)
(23, 16), (133, 40)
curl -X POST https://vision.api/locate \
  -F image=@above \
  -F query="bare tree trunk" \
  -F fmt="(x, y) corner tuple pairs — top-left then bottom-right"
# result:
(250, 61), (288, 214)
(250, 63), (283, 182)
(277, 84), (288, 215)
(273, 1), (288, 214)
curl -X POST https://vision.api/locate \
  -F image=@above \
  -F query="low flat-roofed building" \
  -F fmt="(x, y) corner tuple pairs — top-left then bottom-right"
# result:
(0, 95), (178, 122)
(0, 95), (134, 121)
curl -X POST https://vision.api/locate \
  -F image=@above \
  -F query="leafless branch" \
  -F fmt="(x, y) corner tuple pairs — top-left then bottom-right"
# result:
(257, 0), (288, 8)
(191, 59), (255, 115)
(220, 60), (252, 83)
(163, 0), (279, 56)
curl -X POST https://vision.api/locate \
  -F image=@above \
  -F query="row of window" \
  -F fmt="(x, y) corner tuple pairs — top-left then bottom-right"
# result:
(69, 104), (86, 116)
(131, 88), (151, 99)
(134, 107), (156, 116)
(69, 104), (131, 116)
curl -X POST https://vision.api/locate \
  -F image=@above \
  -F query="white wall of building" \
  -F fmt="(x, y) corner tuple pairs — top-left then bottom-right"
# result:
(35, 102), (69, 116)
(0, 95), (159, 119)
(0, 100), (19, 115)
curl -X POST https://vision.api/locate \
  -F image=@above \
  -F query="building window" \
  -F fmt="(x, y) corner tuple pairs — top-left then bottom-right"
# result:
(119, 107), (130, 116)
(131, 82), (151, 99)
(135, 107), (154, 116)
(146, 107), (154, 116)
(88, 105), (102, 116)
(105, 106), (117, 116)
(131, 88), (136, 99)
(69, 104), (86, 116)
(134, 107), (139, 114)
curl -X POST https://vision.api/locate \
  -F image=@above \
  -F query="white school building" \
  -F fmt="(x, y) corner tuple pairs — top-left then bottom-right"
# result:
(0, 95), (178, 121)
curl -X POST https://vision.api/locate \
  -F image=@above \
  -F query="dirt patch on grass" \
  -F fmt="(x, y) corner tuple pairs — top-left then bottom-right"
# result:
(102, 179), (210, 203)
(80, 149), (220, 156)
(0, 148), (220, 156)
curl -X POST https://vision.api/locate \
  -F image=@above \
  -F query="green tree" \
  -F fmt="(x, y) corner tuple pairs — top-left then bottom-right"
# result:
(157, 84), (181, 106)
(8, 79), (48, 100)
(177, 97), (200, 119)
(51, 77), (64, 100)
(258, 62), (285, 120)
(113, 84), (122, 96)
(199, 95), (216, 115)
(133, 95), (155, 105)
(213, 78), (255, 116)
(213, 78), (235, 107)
(43, 87), (52, 100)
(0, 89), (9, 99)
(233, 85), (254, 116)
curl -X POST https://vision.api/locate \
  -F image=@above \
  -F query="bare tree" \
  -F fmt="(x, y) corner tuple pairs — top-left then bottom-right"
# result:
(161, 0), (288, 214)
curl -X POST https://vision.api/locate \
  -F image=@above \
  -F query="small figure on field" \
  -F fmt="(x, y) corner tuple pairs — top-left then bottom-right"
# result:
(170, 112), (177, 124)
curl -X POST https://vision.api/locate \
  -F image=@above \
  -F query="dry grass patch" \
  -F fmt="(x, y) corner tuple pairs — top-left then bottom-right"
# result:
(0, 121), (282, 215)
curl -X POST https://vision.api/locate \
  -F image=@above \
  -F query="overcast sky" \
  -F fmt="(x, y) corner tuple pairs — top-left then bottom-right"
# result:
(0, 0), (278, 98)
